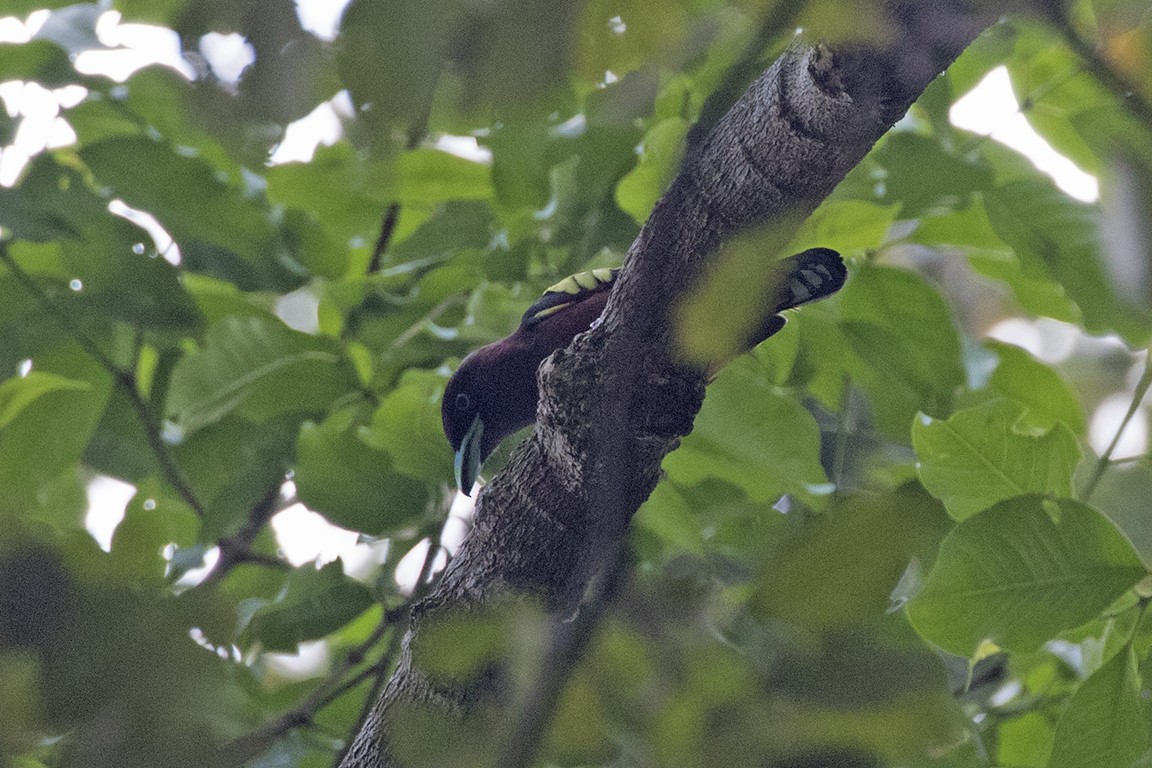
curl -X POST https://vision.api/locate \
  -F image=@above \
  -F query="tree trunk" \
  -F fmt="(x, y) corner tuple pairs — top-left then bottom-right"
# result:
(340, 3), (998, 766)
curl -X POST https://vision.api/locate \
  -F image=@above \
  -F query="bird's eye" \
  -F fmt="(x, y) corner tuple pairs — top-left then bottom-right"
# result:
(455, 392), (472, 412)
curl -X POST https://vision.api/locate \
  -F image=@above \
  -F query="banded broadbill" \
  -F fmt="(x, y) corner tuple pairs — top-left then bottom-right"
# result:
(442, 247), (847, 494)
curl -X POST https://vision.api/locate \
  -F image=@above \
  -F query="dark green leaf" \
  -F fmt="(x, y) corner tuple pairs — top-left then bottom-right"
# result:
(0, 40), (74, 86)
(337, 0), (454, 139)
(295, 409), (432, 534)
(172, 415), (297, 539)
(0, 155), (111, 242)
(112, 0), (186, 24)
(165, 316), (355, 435)
(985, 179), (1152, 344)
(752, 484), (950, 631)
(79, 137), (293, 289)
(245, 561), (374, 652)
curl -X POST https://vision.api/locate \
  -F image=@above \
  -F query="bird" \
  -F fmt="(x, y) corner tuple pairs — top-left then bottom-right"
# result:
(442, 247), (847, 495)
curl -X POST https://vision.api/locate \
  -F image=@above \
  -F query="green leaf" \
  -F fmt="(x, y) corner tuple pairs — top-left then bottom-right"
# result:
(0, 347), (112, 513)
(362, 369), (454, 484)
(872, 132), (994, 217)
(633, 482), (705, 556)
(245, 561), (374, 652)
(0, 40), (74, 86)
(165, 316), (354, 435)
(663, 355), (827, 503)
(997, 711), (1053, 768)
(838, 265), (965, 438)
(913, 399), (1083, 521)
(112, 0), (186, 24)
(0, 371), (89, 430)
(675, 222), (802, 366)
(912, 198), (1010, 251)
(788, 199), (901, 256)
(395, 149), (493, 204)
(0, 155), (111, 242)
(65, 242), (203, 332)
(753, 484), (950, 631)
(79, 137), (290, 289)
(985, 340), (1086, 433)
(615, 117), (688, 224)
(1046, 646), (1147, 768)
(985, 179), (1152, 344)
(337, 0), (455, 138)
(907, 496), (1147, 656)
(265, 142), (391, 244)
(295, 410), (432, 534)
(173, 415), (297, 539)
(109, 483), (199, 584)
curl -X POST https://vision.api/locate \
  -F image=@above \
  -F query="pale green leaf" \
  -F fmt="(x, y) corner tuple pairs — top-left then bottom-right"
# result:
(986, 340), (1086, 433)
(838, 265), (964, 437)
(166, 316), (353, 435)
(913, 399), (1083, 521)
(788, 200), (900, 256)
(907, 496), (1147, 656)
(361, 368), (454, 484)
(663, 355), (827, 503)
(0, 371), (89, 430)
(615, 117), (689, 223)
(1047, 646), (1147, 768)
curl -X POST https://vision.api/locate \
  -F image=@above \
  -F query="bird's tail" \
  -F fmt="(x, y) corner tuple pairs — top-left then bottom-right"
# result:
(745, 247), (846, 346)
(772, 247), (847, 314)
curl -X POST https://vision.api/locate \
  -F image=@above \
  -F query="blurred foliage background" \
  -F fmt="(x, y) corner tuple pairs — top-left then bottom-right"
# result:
(1, 0), (1151, 766)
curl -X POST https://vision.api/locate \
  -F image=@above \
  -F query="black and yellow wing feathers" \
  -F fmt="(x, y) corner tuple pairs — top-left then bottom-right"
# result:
(520, 268), (620, 328)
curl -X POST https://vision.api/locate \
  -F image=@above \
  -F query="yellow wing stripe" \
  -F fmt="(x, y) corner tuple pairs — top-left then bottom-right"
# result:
(545, 269), (616, 296)
(530, 302), (572, 321)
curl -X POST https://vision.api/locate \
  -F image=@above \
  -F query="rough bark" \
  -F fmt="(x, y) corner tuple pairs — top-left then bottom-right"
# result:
(341, 4), (997, 766)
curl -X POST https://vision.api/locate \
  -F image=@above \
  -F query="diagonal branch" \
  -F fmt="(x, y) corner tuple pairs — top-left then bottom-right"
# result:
(339, 4), (1000, 767)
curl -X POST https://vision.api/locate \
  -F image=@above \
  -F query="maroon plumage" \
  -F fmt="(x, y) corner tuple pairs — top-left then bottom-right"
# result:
(443, 249), (845, 494)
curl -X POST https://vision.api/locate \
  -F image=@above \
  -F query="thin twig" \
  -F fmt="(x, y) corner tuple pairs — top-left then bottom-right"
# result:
(332, 542), (443, 767)
(367, 117), (430, 275)
(223, 609), (400, 767)
(193, 480), (289, 590)
(0, 241), (206, 518)
(1045, 9), (1152, 133)
(498, 541), (632, 768)
(367, 204), (403, 276)
(1082, 352), (1152, 502)
(221, 541), (445, 766)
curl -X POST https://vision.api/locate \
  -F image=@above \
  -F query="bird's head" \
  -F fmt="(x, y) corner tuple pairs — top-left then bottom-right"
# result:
(442, 340), (541, 495)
